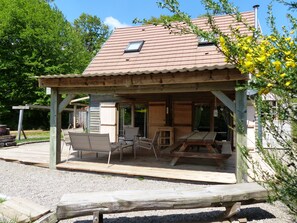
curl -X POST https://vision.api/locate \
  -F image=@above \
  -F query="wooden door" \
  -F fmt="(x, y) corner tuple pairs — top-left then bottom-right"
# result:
(148, 102), (166, 138)
(173, 101), (192, 140)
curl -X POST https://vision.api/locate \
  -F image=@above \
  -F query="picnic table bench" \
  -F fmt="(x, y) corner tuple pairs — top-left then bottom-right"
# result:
(169, 131), (232, 166)
(56, 182), (269, 223)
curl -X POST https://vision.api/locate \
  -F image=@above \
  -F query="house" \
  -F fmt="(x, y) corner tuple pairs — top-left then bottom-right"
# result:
(38, 9), (258, 182)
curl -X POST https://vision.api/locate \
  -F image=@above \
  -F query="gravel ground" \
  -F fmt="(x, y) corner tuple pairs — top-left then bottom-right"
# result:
(0, 159), (294, 223)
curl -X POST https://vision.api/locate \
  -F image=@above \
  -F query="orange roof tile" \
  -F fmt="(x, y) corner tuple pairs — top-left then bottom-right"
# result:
(82, 11), (255, 76)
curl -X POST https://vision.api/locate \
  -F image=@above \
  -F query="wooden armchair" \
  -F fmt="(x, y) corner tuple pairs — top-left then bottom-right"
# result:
(134, 131), (160, 160)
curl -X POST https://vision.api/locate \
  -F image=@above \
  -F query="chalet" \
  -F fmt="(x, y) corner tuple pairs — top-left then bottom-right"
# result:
(38, 9), (259, 182)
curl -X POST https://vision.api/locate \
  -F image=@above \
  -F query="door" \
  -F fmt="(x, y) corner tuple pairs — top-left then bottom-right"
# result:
(100, 102), (117, 142)
(173, 101), (192, 139)
(148, 102), (166, 139)
(119, 103), (148, 138)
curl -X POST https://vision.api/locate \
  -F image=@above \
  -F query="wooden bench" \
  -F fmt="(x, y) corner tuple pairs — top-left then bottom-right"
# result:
(0, 197), (50, 223)
(56, 182), (269, 223)
(170, 140), (233, 166)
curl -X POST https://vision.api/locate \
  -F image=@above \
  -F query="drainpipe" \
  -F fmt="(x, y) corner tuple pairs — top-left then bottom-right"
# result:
(253, 4), (263, 146)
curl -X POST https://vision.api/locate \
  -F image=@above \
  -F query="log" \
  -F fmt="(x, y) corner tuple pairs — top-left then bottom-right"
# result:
(0, 135), (16, 143)
(0, 197), (50, 223)
(56, 182), (269, 220)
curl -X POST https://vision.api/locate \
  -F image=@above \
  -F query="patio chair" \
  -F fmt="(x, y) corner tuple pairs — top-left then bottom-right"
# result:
(121, 127), (139, 144)
(69, 132), (123, 164)
(118, 127), (139, 156)
(134, 131), (160, 160)
(61, 128), (83, 160)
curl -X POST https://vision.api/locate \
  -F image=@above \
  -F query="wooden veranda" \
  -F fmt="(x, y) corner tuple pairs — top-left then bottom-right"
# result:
(0, 142), (237, 184)
(38, 70), (248, 183)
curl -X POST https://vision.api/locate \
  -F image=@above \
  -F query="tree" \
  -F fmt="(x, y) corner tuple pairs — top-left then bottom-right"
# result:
(133, 14), (182, 25)
(156, 0), (297, 217)
(0, 0), (90, 129)
(74, 13), (110, 57)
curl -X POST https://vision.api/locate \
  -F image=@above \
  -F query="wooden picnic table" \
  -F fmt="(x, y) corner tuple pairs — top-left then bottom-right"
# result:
(170, 131), (230, 166)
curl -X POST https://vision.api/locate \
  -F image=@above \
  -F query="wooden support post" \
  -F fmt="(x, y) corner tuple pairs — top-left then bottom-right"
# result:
(93, 211), (103, 223)
(73, 105), (77, 128)
(17, 109), (24, 140)
(210, 100), (215, 132)
(224, 202), (241, 219)
(49, 88), (62, 169)
(235, 89), (247, 183)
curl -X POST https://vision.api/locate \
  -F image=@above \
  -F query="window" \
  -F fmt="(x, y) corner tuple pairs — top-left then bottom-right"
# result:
(124, 41), (145, 53)
(198, 37), (215, 47)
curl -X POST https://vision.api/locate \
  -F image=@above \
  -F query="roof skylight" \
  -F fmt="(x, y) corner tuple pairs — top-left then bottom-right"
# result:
(125, 41), (145, 53)
(198, 37), (215, 47)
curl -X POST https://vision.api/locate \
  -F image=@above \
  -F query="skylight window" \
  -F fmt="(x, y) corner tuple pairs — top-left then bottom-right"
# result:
(198, 37), (215, 47)
(125, 41), (145, 53)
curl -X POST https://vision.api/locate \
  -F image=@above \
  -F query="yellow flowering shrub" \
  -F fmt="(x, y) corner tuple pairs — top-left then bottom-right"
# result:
(219, 32), (297, 95)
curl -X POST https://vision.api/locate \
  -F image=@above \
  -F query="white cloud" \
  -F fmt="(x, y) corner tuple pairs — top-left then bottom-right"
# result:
(104, 16), (130, 29)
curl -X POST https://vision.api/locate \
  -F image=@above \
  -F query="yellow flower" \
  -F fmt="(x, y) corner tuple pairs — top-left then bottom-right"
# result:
(269, 48), (277, 54)
(286, 60), (296, 68)
(273, 61), (282, 71)
(242, 46), (249, 51)
(285, 81), (291, 86)
(255, 72), (262, 77)
(280, 73), (286, 78)
(219, 36), (225, 45)
(284, 51), (291, 56)
(267, 83), (273, 87)
(246, 53), (253, 60)
(244, 61), (254, 68)
(259, 88), (270, 95)
(262, 40), (269, 46)
(269, 35), (277, 41)
(285, 37), (291, 41)
(257, 55), (266, 63)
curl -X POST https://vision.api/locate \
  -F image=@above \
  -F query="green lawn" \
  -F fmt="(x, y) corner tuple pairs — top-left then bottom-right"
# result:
(11, 130), (50, 144)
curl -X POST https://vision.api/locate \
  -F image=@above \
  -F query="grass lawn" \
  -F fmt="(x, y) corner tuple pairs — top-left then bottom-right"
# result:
(10, 130), (50, 144)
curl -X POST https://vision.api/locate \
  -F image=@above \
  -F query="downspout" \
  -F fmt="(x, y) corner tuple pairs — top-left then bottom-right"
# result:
(253, 5), (263, 146)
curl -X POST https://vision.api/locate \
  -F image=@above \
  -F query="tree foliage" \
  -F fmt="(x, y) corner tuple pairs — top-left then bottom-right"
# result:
(74, 13), (110, 57)
(0, 0), (109, 129)
(156, 0), (297, 217)
(133, 14), (182, 25)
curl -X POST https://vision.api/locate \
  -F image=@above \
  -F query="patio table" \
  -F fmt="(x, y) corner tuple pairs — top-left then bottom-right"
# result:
(170, 131), (220, 166)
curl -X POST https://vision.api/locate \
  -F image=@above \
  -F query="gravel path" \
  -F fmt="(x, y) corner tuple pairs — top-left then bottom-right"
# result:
(0, 159), (294, 223)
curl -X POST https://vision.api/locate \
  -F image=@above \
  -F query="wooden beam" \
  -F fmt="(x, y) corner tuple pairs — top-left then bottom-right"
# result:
(13, 104), (74, 112)
(49, 88), (62, 169)
(12, 105), (30, 110)
(58, 94), (76, 113)
(39, 69), (246, 88)
(211, 91), (236, 113)
(235, 89), (247, 183)
(57, 82), (236, 95)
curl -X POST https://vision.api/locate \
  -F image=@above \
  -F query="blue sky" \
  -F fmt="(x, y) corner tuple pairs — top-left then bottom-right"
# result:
(53, 0), (291, 34)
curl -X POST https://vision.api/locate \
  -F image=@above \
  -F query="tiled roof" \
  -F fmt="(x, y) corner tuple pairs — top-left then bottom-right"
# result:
(82, 11), (255, 77)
